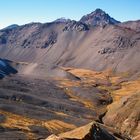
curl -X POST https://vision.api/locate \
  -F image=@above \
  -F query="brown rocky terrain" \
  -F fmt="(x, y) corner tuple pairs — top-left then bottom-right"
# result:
(46, 121), (130, 140)
(0, 9), (139, 140)
(0, 9), (140, 73)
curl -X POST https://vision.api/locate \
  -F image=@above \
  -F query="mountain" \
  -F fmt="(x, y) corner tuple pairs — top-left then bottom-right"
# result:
(80, 8), (120, 26)
(2, 24), (19, 30)
(0, 18), (140, 74)
(0, 9), (140, 140)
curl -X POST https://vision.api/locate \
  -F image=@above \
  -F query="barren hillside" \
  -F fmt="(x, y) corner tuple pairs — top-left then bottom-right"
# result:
(0, 9), (139, 140)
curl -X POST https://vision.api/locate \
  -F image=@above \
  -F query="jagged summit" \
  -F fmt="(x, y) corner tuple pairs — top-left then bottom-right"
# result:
(93, 8), (105, 14)
(80, 8), (120, 26)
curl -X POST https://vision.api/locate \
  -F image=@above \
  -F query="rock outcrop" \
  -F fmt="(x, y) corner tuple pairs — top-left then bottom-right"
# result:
(46, 121), (130, 140)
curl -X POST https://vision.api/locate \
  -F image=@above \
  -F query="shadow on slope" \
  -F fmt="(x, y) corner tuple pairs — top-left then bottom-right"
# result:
(0, 58), (17, 78)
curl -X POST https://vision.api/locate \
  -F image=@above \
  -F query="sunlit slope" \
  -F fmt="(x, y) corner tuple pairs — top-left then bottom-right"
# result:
(0, 21), (140, 73)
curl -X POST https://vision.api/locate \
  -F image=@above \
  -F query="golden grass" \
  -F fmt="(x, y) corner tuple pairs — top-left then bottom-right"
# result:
(55, 68), (140, 140)
(63, 67), (108, 80)
(0, 110), (42, 139)
(1, 67), (139, 139)
(1, 67), (113, 138)
(0, 110), (76, 139)
(55, 67), (115, 110)
(59, 122), (93, 139)
(112, 80), (140, 101)
(109, 76), (121, 85)
(45, 120), (76, 133)
(60, 67), (120, 89)
(57, 67), (140, 117)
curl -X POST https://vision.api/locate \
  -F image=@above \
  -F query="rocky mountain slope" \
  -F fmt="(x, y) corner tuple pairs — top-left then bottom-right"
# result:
(0, 9), (140, 75)
(0, 9), (139, 140)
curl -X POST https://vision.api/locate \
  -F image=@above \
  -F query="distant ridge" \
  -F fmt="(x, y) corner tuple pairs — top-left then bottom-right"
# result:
(53, 18), (71, 23)
(2, 24), (19, 30)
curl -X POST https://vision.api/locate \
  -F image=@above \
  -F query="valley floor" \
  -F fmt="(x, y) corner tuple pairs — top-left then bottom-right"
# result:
(0, 68), (139, 140)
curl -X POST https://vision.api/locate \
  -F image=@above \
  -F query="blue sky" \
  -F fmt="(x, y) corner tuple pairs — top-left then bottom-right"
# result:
(0, 0), (140, 29)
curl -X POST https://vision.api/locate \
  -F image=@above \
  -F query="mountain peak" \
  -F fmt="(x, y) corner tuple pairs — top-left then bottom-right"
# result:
(93, 8), (105, 13)
(53, 18), (71, 23)
(80, 8), (120, 26)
